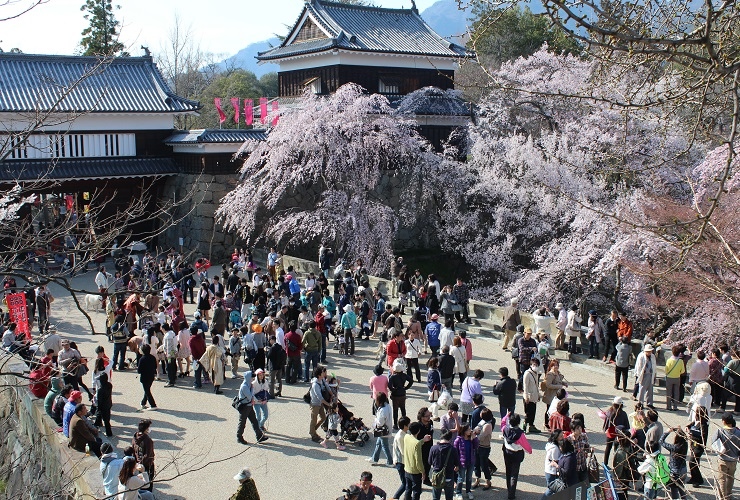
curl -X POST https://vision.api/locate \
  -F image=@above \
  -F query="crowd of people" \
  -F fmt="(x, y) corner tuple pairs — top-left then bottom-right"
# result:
(5, 245), (740, 500)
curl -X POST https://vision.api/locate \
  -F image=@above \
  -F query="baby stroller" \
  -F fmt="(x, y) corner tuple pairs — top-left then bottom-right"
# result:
(336, 402), (370, 447)
(229, 310), (242, 330)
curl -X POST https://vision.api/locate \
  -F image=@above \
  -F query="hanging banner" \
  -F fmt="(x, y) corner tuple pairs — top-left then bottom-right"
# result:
(230, 97), (240, 124)
(271, 100), (279, 126)
(244, 99), (254, 126)
(6, 293), (30, 339)
(65, 194), (74, 211)
(214, 98), (226, 124)
(259, 97), (268, 124)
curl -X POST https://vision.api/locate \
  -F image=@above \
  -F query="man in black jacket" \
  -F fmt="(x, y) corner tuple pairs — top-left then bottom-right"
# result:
(266, 335), (286, 398)
(428, 429), (461, 498)
(492, 366), (517, 420)
(438, 346), (456, 391)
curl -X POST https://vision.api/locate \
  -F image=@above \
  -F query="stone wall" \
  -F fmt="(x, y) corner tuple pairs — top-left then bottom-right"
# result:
(0, 354), (103, 499)
(158, 168), (436, 263)
(159, 173), (239, 262)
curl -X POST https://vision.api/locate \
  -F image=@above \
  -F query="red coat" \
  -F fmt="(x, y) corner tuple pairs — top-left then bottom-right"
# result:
(314, 312), (327, 334)
(386, 339), (407, 368)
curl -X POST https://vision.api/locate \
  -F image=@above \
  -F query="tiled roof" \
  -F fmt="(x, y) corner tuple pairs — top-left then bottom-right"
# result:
(0, 53), (201, 113)
(391, 87), (473, 116)
(164, 129), (268, 145)
(0, 157), (179, 182)
(257, 0), (473, 61)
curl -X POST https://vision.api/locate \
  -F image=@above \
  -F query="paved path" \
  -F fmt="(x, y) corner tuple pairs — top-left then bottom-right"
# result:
(39, 271), (722, 500)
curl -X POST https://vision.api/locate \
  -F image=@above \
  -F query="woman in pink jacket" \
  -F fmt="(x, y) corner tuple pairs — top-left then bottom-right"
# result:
(369, 364), (389, 415)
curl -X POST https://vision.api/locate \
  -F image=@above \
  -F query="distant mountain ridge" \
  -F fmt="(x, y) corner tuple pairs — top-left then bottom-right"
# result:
(219, 0), (474, 77)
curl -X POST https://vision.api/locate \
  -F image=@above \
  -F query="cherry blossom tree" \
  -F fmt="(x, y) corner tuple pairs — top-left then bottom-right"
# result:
(216, 83), (441, 274)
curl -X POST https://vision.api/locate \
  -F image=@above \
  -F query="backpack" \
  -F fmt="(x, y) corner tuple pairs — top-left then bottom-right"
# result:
(648, 453), (670, 486)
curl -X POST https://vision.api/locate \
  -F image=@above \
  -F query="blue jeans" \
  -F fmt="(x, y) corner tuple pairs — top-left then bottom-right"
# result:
(432, 477), (454, 500)
(112, 342), (127, 370)
(193, 363), (203, 387)
(254, 403), (268, 429)
(589, 336), (600, 358)
(500, 405), (515, 422)
(543, 472), (558, 497)
(394, 463), (406, 499)
(475, 446), (492, 480)
(371, 436), (392, 465)
(456, 465), (473, 494)
(304, 351), (320, 381)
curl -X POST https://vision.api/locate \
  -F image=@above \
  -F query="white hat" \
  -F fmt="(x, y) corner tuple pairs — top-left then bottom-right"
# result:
(233, 468), (251, 482)
(392, 360), (405, 372)
(555, 302), (563, 309)
(358, 286), (365, 293)
(644, 344), (654, 352)
(613, 396), (624, 405)
(343, 304), (352, 313)
(194, 311), (201, 318)
(510, 298), (518, 305)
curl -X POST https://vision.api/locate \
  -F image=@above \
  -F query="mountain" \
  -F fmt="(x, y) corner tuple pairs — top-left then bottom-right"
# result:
(420, 0), (471, 40)
(219, 38), (280, 78)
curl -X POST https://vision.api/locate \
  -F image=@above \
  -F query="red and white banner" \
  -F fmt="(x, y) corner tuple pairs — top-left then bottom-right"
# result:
(6, 293), (30, 339)
(259, 97), (268, 124)
(214, 98), (226, 124)
(244, 99), (254, 126)
(271, 100), (279, 126)
(230, 97), (240, 124)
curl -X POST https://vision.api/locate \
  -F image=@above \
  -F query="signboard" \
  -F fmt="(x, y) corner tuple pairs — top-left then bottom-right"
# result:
(550, 481), (588, 500)
(6, 293), (30, 339)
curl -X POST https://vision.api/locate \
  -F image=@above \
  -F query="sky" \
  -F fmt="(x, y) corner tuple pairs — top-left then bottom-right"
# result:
(0, 0), (439, 58)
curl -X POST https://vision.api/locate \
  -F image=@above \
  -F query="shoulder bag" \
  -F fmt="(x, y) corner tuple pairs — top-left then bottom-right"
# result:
(430, 447), (453, 488)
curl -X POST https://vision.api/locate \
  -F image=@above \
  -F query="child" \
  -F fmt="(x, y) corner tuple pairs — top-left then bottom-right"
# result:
(155, 305), (167, 326)
(338, 334), (346, 355)
(536, 333), (551, 373)
(321, 403), (346, 450)
(629, 402), (645, 432)
(427, 357), (441, 403)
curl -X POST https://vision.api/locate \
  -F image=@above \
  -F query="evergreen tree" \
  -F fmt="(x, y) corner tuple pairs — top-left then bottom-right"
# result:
(79, 0), (126, 56)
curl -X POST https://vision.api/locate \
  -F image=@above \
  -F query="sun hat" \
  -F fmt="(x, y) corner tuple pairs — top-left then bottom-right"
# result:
(392, 360), (405, 373)
(613, 396), (624, 405)
(233, 468), (251, 482)
(555, 302), (563, 309)
(644, 344), (654, 352)
(344, 304), (352, 313)
(431, 313), (439, 320)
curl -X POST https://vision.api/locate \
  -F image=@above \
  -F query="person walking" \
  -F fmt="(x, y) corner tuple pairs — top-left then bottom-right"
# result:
(493, 366), (517, 420)
(368, 392), (393, 466)
(472, 408), (494, 490)
(136, 344), (157, 411)
(309, 365), (331, 443)
(132, 419), (155, 493)
(340, 304), (357, 356)
(235, 370), (268, 445)
(711, 412), (740, 500)
(723, 351), (740, 414)
(267, 335), (286, 398)
(501, 298), (520, 351)
(389, 360), (414, 430)
(501, 412), (532, 500)
(188, 327), (206, 389)
(200, 336), (226, 394)
(252, 369), (270, 432)
(405, 330), (423, 383)
(459, 370), (484, 424)
(565, 305), (582, 354)
(522, 358), (541, 433)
